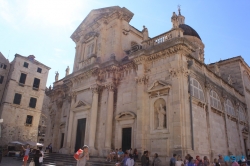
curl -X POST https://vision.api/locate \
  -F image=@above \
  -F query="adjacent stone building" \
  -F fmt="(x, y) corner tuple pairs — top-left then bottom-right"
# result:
(44, 6), (249, 164)
(0, 54), (50, 145)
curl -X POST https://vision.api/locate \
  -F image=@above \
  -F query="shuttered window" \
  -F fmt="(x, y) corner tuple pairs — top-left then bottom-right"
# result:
(210, 91), (222, 110)
(225, 100), (235, 116)
(33, 78), (40, 89)
(13, 93), (22, 105)
(19, 73), (27, 84)
(190, 78), (205, 101)
(29, 97), (37, 108)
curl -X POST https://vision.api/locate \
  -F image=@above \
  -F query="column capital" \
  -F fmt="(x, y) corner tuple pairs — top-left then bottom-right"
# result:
(105, 83), (115, 92)
(90, 84), (101, 94)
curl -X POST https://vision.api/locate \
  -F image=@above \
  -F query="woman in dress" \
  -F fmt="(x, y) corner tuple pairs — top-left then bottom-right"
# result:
(77, 145), (89, 166)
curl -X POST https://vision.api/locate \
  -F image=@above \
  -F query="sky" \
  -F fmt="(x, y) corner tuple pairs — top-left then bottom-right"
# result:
(0, 0), (250, 87)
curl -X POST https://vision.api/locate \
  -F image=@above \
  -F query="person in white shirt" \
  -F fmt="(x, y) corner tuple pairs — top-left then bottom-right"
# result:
(38, 147), (44, 166)
(126, 154), (134, 166)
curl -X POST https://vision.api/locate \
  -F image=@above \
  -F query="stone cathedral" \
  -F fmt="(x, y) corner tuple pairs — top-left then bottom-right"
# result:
(44, 6), (250, 164)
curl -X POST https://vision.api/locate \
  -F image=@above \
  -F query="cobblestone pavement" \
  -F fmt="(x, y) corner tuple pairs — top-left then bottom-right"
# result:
(0, 157), (31, 166)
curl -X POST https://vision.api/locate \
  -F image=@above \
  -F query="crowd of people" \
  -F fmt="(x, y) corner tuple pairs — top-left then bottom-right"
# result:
(21, 144), (44, 166)
(169, 153), (250, 166)
(105, 148), (138, 166)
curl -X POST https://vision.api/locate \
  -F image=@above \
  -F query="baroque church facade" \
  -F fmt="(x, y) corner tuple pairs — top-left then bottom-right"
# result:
(44, 6), (250, 164)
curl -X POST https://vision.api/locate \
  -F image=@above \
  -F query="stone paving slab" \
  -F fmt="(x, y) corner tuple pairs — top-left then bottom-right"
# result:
(0, 157), (24, 166)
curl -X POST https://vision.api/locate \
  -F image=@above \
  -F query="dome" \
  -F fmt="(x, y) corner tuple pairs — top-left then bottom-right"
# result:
(179, 24), (201, 40)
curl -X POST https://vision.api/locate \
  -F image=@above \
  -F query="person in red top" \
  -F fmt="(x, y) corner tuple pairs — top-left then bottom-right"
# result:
(195, 156), (203, 166)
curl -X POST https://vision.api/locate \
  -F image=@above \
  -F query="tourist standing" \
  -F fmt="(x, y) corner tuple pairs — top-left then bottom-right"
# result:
(46, 143), (52, 153)
(133, 148), (138, 161)
(22, 144), (30, 166)
(195, 156), (203, 166)
(218, 155), (227, 166)
(214, 158), (220, 166)
(77, 145), (89, 166)
(126, 154), (135, 166)
(170, 154), (177, 166)
(120, 152), (129, 166)
(117, 148), (124, 162)
(152, 153), (161, 166)
(38, 147), (44, 166)
(176, 155), (184, 166)
(34, 149), (42, 166)
(203, 156), (210, 166)
(146, 150), (150, 166)
(188, 157), (195, 166)
(141, 151), (148, 166)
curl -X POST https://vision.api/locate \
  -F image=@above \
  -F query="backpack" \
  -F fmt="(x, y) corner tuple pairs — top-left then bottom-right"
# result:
(74, 149), (83, 160)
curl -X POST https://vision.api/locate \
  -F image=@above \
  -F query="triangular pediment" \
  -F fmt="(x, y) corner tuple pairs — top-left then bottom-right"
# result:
(71, 100), (91, 112)
(75, 101), (86, 108)
(71, 6), (133, 42)
(148, 80), (171, 92)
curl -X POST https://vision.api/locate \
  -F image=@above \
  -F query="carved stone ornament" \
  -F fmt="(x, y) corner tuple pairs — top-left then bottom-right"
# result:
(115, 111), (136, 121)
(90, 84), (101, 94)
(84, 32), (99, 41)
(169, 66), (189, 78)
(105, 83), (115, 91)
(148, 80), (171, 98)
(135, 75), (149, 84)
(242, 127), (249, 134)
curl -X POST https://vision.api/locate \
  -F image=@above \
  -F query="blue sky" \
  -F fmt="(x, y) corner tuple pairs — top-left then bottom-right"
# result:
(0, 0), (249, 86)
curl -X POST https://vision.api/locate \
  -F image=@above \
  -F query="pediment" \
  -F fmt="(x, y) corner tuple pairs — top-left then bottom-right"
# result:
(71, 100), (91, 111)
(71, 6), (133, 42)
(75, 101), (86, 108)
(115, 111), (136, 121)
(148, 80), (171, 92)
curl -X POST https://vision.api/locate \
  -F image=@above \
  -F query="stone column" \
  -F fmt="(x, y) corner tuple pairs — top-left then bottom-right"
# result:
(66, 110), (74, 150)
(104, 84), (114, 149)
(88, 85), (100, 150)
(135, 74), (148, 153)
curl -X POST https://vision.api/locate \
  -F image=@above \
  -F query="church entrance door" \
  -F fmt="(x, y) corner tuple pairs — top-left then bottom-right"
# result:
(122, 127), (132, 152)
(75, 118), (86, 152)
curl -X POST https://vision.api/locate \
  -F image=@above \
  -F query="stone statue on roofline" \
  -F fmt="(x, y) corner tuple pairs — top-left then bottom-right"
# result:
(55, 71), (59, 81)
(66, 66), (70, 76)
(142, 25), (149, 41)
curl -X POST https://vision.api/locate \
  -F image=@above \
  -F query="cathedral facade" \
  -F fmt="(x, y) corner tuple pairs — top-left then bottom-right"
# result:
(44, 6), (249, 164)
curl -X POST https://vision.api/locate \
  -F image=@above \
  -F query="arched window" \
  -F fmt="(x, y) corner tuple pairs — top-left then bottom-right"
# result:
(210, 90), (222, 110)
(225, 100), (235, 116)
(190, 78), (205, 101)
(239, 107), (246, 122)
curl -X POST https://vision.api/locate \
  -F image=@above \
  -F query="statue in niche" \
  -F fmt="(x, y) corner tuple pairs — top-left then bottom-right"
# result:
(154, 98), (167, 129)
(228, 74), (233, 85)
(65, 66), (70, 76)
(55, 71), (59, 81)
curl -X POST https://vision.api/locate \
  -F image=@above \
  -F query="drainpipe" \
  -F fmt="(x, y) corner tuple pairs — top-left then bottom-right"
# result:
(187, 60), (194, 150)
